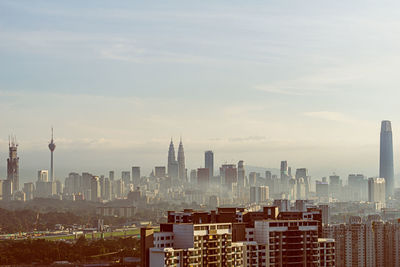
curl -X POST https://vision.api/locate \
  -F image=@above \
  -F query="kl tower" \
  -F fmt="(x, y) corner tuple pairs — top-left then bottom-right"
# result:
(48, 127), (56, 182)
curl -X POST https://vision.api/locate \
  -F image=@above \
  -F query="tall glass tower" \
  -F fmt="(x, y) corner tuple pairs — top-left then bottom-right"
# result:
(379, 120), (394, 198)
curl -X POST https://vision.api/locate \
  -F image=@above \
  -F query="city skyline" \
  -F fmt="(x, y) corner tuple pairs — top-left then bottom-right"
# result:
(0, 123), (399, 188)
(1, 1), (400, 182)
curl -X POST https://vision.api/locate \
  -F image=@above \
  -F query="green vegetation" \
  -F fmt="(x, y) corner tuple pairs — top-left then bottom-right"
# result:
(42, 229), (140, 241)
(0, 236), (140, 265)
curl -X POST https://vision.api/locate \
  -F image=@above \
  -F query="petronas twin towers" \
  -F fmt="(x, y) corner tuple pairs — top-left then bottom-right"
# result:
(379, 120), (394, 198)
(168, 138), (186, 182)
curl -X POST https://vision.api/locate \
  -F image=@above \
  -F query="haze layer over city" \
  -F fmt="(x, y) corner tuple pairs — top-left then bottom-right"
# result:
(1, 1), (400, 183)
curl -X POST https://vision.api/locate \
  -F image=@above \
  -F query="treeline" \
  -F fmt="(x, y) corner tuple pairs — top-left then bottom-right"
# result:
(0, 207), (135, 233)
(0, 208), (85, 233)
(0, 236), (140, 265)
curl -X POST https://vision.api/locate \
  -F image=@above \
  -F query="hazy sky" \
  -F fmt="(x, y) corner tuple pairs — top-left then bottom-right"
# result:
(1, 0), (400, 184)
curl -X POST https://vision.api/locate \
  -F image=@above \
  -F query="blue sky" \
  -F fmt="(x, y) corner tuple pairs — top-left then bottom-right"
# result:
(1, 0), (400, 183)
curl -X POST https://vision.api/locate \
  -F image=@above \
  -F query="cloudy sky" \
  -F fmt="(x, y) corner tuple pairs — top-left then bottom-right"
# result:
(1, 0), (400, 184)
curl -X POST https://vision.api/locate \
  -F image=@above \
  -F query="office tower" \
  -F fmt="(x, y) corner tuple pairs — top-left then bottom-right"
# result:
(249, 186), (269, 204)
(66, 172), (81, 194)
(197, 168), (209, 191)
(368, 177), (386, 208)
(104, 178), (111, 201)
(7, 136), (19, 192)
(237, 160), (245, 188)
(167, 139), (178, 179)
(316, 180), (329, 198)
(220, 164), (237, 191)
(329, 174), (341, 199)
(48, 128), (56, 182)
(121, 171), (131, 185)
(280, 160), (289, 191)
(248, 172), (257, 186)
(205, 150), (214, 178)
(2, 179), (12, 201)
(265, 170), (272, 180)
(379, 120), (394, 198)
(55, 180), (63, 195)
(91, 176), (100, 202)
(177, 138), (186, 181)
(37, 170), (49, 182)
(113, 179), (124, 199)
(348, 174), (368, 201)
(109, 170), (115, 181)
(154, 166), (166, 178)
(288, 178), (297, 200)
(189, 169), (197, 184)
(296, 177), (306, 199)
(296, 168), (311, 198)
(132, 166), (140, 185)
(280, 160), (288, 179)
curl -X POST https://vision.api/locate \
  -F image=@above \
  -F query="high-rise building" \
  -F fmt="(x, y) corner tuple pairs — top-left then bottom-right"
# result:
(248, 172), (257, 186)
(132, 166), (140, 185)
(38, 170), (49, 182)
(249, 186), (269, 204)
(104, 178), (111, 201)
(237, 160), (245, 188)
(318, 238), (335, 267)
(296, 168), (311, 198)
(348, 174), (368, 201)
(197, 168), (209, 191)
(177, 138), (186, 182)
(141, 227), (154, 267)
(91, 176), (100, 202)
(220, 164), (237, 191)
(2, 179), (12, 201)
(121, 171), (131, 185)
(109, 170), (115, 181)
(368, 177), (386, 208)
(167, 139), (178, 179)
(189, 169), (197, 184)
(149, 223), (245, 267)
(379, 120), (394, 198)
(280, 160), (289, 192)
(7, 136), (19, 193)
(316, 181), (329, 199)
(24, 183), (35, 201)
(154, 166), (166, 178)
(329, 174), (341, 199)
(48, 128), (56, 182)
(205, 150), (214, 178)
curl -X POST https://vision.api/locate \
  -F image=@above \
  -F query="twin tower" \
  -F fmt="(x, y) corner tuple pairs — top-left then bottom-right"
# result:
(380, 120), (394, 198)
(168, 138), (186, 181)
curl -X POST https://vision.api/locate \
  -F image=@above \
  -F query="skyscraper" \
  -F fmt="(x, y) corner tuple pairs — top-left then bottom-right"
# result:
(132, 166), (140, 185)
(379, 120), (394, 198)
(167, 139), (178, 179)
(177, 138), (186, 181)
(368, 177), (386, 206)
(237, 160), (245, 188)
(280, 160), (289, 192)
(205, 150), (214, 178)
(48, 128), (56, 182)
(7, 136), (19, 193)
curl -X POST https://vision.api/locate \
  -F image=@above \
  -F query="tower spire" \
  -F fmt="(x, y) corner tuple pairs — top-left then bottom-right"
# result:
(48, 127), (56, 182)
